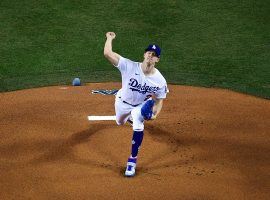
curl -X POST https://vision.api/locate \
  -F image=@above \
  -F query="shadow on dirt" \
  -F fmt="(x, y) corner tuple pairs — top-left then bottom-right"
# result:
(28, 124), (126, 175)
(29, 124), (111, 164)
(2, 121), (267, 181)
(0, 122), (198, 176)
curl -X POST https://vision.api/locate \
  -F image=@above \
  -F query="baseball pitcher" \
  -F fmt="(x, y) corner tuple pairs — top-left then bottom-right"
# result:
(104, 32), (168, 177)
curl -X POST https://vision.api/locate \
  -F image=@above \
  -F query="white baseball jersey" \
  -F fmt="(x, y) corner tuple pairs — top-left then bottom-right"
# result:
(116, 56), (168, 106)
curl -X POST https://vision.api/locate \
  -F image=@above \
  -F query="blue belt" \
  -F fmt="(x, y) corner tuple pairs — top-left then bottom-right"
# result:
(119, 97), (140, 107)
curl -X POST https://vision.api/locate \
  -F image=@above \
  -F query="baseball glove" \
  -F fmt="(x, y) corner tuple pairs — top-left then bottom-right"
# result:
(141, 100), (155, 120)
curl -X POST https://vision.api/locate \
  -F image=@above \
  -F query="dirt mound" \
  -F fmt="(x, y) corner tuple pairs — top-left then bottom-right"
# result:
(0, 83), (269, 200)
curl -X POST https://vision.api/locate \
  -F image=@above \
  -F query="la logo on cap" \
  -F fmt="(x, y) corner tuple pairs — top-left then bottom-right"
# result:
(145, 44), (161, 57)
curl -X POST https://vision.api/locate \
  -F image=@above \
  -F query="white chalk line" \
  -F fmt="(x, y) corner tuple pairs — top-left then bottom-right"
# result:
(88, 115), (116, 121)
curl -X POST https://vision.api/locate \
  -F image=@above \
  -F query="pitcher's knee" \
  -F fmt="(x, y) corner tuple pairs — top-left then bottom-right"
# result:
(116, 119), (125, 125)
(130, 107), (144, 131)
(115, 114), (130, 126)
(131, 107), (142, 120)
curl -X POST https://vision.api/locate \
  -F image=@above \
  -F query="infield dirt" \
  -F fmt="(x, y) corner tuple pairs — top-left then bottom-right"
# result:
(0, 83), (269, 200)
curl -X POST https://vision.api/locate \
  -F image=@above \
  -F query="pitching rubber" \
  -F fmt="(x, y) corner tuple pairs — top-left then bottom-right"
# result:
(88, 115), (116, 121)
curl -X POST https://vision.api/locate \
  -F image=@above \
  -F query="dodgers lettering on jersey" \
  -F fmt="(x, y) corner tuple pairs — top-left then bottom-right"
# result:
(116, 56), (168, 105)
(128, 78), (159, 94)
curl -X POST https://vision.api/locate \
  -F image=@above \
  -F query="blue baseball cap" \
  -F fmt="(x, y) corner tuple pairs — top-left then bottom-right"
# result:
(145, 44), (161, 57)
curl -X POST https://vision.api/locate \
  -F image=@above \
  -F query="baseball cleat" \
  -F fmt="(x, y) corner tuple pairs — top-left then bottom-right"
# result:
(125, 157), (137, 177)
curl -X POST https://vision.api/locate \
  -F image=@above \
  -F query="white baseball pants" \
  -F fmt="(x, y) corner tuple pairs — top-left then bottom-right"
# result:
(114, 95), (145, 131)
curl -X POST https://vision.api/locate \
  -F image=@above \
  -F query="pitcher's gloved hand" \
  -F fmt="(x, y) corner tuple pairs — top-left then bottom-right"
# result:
(141, 100), (155, 120)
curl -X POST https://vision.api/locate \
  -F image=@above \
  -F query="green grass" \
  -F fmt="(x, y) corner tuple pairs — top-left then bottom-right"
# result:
(0, 0), (269, 98)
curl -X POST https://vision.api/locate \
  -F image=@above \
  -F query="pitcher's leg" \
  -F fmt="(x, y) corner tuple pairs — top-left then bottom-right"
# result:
(125, 106), (145, 177)
(130, 106), (145, 156)
(131, 105), (144, 131)
(114, 96), (132, 125)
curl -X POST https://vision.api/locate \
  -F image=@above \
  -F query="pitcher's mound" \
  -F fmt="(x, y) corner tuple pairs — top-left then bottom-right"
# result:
(0, 83), (269, 200)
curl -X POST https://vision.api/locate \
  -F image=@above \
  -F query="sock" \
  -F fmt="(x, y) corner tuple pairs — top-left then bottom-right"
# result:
(131, 131), (144, 157)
